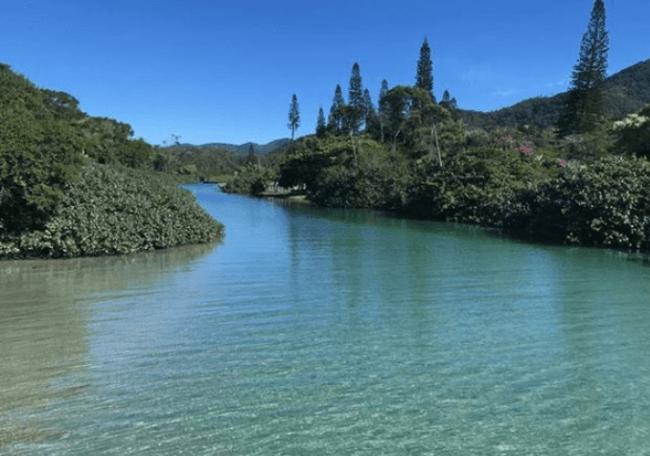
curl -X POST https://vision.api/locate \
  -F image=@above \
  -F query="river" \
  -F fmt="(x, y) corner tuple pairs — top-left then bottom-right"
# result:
(2, 184), (650, 455)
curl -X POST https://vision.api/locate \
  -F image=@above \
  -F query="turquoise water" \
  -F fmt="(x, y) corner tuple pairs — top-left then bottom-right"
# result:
(2, 184), (650, 455)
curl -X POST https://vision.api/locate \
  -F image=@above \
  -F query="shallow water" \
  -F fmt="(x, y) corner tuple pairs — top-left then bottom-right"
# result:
(2, 184), (650, 455)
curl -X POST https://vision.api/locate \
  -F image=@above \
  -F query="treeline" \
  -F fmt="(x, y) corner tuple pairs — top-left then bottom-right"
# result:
(226, 0), (650, 253)
(0, 63), (223, 259)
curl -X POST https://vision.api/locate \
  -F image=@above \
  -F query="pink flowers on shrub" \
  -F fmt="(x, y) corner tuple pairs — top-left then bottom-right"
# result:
(493, 129), (535, 156)
(557, 159), (567, 167)
(494, 131), (515, 148)
(515, 141), (534, 156)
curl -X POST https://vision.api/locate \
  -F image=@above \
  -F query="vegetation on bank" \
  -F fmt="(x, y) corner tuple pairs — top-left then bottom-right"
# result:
(225, 0), (650, 254)
(0, 163), (223, 259)
(0, 63), (223, 260)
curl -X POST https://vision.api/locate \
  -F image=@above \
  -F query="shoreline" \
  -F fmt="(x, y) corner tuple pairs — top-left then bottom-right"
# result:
(224, 184), (650, 259)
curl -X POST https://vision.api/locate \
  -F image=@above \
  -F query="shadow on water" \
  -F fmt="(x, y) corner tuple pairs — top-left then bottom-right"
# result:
(0, 242), (219, 451)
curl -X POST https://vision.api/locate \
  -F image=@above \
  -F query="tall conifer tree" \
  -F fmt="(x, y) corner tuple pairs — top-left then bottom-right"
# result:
(379, 79), (389, 106)
(316, 106), (326, 137)
(378, 79), (390, 142)
(557, 0), (609, 136)
(362, 88), (376, 133)
(328, 84), (346, 134)
(415, 38), (435, 102)
(288, 94), (300, 141)
(347, 62), (364, 134)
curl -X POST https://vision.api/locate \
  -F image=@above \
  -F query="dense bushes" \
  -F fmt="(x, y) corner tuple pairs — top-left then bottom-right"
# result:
(611, 102), (650, 158)
(270, 130), (650, 253)
(505, 155), (650, 251)
(404, 146), (560, 225)
(0, 162), (224, 259)
(224, 164), (277, 195)
(277, 135), (412, 208)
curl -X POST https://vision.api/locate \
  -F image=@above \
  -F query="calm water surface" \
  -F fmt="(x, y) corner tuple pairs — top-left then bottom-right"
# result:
(2, 184), (650, 455)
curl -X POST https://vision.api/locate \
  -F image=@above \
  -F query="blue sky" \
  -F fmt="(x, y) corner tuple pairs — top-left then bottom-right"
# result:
(2, 0), (648, 146)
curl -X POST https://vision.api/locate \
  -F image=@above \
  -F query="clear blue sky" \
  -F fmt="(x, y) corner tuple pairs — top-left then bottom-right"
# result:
(2, 0), (648, 146)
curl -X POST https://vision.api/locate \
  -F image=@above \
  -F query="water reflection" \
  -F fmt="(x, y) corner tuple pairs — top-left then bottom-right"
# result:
(0, 242), (218, 449)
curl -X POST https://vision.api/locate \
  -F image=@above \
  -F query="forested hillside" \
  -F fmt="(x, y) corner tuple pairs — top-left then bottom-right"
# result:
(458, 58), (650, 130)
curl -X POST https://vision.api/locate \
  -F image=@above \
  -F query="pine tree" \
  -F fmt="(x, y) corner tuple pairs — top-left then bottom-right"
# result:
(440, 89), (458, 110)
(557, 0), (609, 136)
(442, 90), (451, 104)
(415, 38), (435, 102)
(362, 88), (376, 128)
(316, 106), (327, 137)
(328, 84), (346, 134)
(378, 79), (390, 142)
(379, 79), (389, 105)
(288, 94), (300, 141)
(347, 62), (364, 134)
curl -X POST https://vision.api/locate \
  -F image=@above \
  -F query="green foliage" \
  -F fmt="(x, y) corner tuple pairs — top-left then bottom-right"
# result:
(0, 162), (223, 259)
(347, 62), (364, 134)
(288, 94), (300, 140)
(362, 88), (376, 134)
(306, 136), (411, 208)
(278, 135), (410, 208)
(379, 86), (452, 151)
(506, 155), (650, 251)
(610, 103), (650, 158)
(415, 38), (434, 102)
(557, 0), (609, 135)
(224, 164), (277, 195)
(405, 146), (559, 226)
(557, 119), (615, 162)
(316, 107), (327, 137)
(278, 137), (337, 190)
(328, 84), (346, 134)
(0, 68), (86, 232)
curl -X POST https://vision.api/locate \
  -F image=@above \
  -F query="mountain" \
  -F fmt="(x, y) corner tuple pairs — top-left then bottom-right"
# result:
(458, 58), (650, 130)
(169, 138), (291, 155)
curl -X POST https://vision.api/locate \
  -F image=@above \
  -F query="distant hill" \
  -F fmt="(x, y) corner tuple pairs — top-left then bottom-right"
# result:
(458, 58), (650, 130)
(169, 138), (291, 156)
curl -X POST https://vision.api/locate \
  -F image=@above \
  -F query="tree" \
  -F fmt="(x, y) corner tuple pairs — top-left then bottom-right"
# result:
(316, 106), (327, 137)
(381, 86), (450, 152)
(362, 88), (377, 134)
(415, 38), (435, 102)
(440, 89), (459, 114)
(557, 0), (609, 136)
(346, 62), (364, 134)
(328, 84), (346, 134)
(378, 79), (390, 142)
(288, 94), (300, 141)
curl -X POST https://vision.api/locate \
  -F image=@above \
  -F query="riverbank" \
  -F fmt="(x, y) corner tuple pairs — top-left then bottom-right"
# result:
(228, 140), (650, 256)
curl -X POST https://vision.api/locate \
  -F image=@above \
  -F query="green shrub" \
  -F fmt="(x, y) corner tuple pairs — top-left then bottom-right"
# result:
(505, 155), (650, 251)
(0, 162), (224, 259)
(405, 146), (559, 226)
(224, 165), (277, 195)
(611, 103), (650, 158)
(285, 135), (411, 209)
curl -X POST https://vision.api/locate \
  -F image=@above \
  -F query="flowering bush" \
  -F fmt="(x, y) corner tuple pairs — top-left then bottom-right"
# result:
(493, 129), (516, 149)
(611, 103), (650, 158)
(493, 128), (535, 157)
(515, 141), (535, 156)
